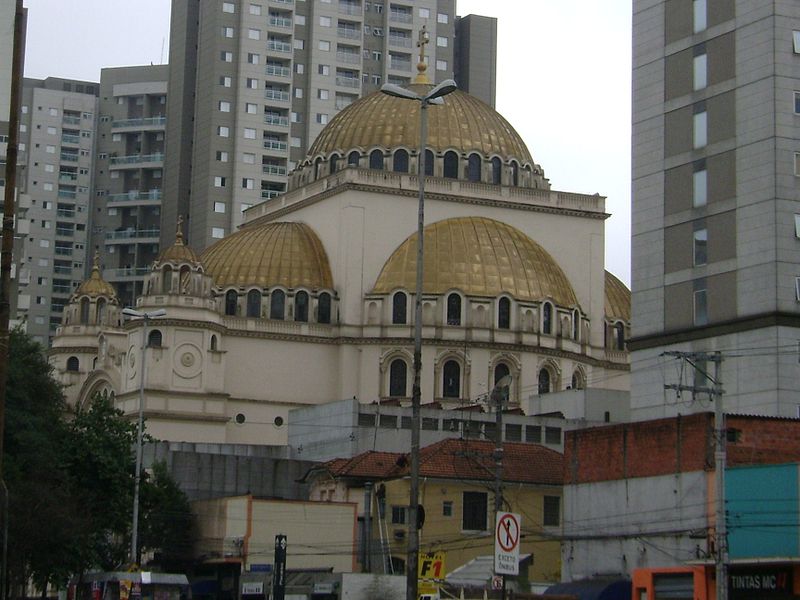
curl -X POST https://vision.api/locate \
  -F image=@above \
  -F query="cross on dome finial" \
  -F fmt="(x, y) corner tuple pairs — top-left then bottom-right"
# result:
(414, 25), (431, 84)
(175, 214), (185, 245)
(92, 250), (100, 270)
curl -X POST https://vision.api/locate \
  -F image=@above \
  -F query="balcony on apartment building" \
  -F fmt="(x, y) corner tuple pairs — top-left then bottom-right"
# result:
(335, 74), (360, 89)
(339, 1), (362, 16)
(336, 49), (361, 65)
(263, 138), (288, 152)
(60, 150), (79, 162)
(388, 32), (412, 48)
(105, 228), (160, 244)
(389, 55), (412, 72)
(104, 266), (151, 281)
(264, 113), (289, 127)
(107, 190), (163, 206)
(268, 13), (292, 28)
(264, 87), (290, 102)
(265, 63), (291, 78)
(337, 24), (361, 40)
(61, 132), (81, 145)
(111, 116), (166, 132)
(62, 114), (81, 126)
(109, 153), (165, 169)
(267, 38), (292, 53)
(262, 163), (288, 177)
(389, 7), (412, 23)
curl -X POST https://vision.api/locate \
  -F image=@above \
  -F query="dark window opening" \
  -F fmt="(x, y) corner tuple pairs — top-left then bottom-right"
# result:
(393, 149), (409, 173)
(538, 369), (551, 395)
(348, 151), (360, 166)
(318, 292), (332, 324)
(443, 360), (460, 398)
(542, 303), (552, 334)
(295, 291), (309, 322)
(491, 157), (502, 185)
(369, 149), (384, 170)
(543, 495), (560, 526)
(330, 154), (339, 173)
(147, 329), (162, 348)
(498, 297), (510, 329)
(443, 151), (459, 179)
(446, 293), (461, 326)
(462, 491), (487, 530)
(467, 153), (481, 182)
(389, 359), (407, 397)
(246, 289), (261, 317)
(66, 356), (79, 372)
(225, 290), (238, 316)
(424, 149), (434, 176)
(392, 292), (407, 324)
(494, 363), (510, 387)
(270, 289), (285, 319)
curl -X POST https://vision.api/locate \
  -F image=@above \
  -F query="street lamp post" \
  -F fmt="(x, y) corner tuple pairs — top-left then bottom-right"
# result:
(122, 307), (166, 567)
(380, 75), (456, 600)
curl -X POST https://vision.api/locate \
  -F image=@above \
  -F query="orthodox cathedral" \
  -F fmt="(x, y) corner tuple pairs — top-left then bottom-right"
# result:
(49, 61), (630, 447)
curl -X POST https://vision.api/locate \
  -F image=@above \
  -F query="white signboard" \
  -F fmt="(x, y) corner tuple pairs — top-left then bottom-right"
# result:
(494, 512), (521, 576)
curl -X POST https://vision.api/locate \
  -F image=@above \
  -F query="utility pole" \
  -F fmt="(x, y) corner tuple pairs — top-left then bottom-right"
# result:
(491, 375), (512, 600)
(664, 351), (726, 600)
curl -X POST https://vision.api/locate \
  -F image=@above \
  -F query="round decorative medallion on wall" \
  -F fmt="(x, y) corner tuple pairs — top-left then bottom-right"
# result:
(127, 345), (137, 379)
(173, 343), (202, 379)
(181, 352), (195, 367)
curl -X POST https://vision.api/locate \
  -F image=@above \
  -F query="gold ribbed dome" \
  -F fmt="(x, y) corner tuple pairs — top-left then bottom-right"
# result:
(308, 86), (533, 163)
(200, 222), (333, 289)
(604, 271), (630, 321)
(75, 253), (117, 299)
(372, 217), (577, 305)
(158, 216), (202, 265)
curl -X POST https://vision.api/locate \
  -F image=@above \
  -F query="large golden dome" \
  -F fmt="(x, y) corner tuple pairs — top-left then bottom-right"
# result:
(200, 222), (333, 290)
(372, 217), (578, 305)
(604, 271), (630, 321)
(308, 85), (533, 163)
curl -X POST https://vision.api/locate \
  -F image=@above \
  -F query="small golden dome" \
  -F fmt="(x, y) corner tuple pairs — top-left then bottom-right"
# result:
(201, 222), (333, 289)
(604, 271), (630, 322)
(75, 253), (117, 299)
(372, 217), (578, 305)
(307, 86), (534, 164)
(157, 215), (202, 266)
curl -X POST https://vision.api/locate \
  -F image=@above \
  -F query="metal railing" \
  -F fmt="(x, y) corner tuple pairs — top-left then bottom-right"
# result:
(265, 64), (291, 77)
(269, 16), (292, 27)
(109, 153), (164, 166)
(112, 116), (166, 128)
(56, 228), (74, 237)
(337, 27), (360, 40)
(61, 134), (80, 144)
(263, 140), (288, 151)
(57, 189), (77, 199)
(389, 10), (412, 23)
(262, 164), (287, 176)
(264, 115), (289, 126)
(58, 173), (78, 182)
(105, 228), (160, 240)
(264, 89), (290, 101)
(261, 190), (281, 199)
(336, 52), (360, 65)
(267, 40), (292, 53)
(339, 2), (362, 16)
(107, 190), (163, 203)
(55, 247), (73, 256)
(336, 76), (360, 88)
(56, 209), (75, 218)
(107, 267), (151, 278)
(388, 35), (412, 48)
(59, 152), (79, 162)
(62, 115), (81, 125)
(389, 59), (411, 71)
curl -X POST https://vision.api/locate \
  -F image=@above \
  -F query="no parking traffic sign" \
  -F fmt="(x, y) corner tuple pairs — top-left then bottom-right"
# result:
(494, 512), (521, 576)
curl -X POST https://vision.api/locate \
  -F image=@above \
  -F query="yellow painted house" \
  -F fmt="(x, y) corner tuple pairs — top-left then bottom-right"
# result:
(304, 438), (564, 586)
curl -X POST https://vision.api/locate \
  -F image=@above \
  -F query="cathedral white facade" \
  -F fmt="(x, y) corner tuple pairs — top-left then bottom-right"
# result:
(49, 71), (630, 447)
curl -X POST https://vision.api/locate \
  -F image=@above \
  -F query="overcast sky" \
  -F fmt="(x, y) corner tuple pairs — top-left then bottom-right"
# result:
(22, 0), (632, 284)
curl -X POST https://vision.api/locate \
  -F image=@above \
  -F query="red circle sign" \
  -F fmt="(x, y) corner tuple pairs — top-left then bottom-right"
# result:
(496, 513), (520, 552)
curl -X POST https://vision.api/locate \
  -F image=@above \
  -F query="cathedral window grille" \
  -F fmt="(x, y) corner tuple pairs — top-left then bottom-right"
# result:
(270, 290), (286, 320)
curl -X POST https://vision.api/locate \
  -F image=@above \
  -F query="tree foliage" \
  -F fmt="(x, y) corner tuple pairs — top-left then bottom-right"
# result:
(3, 329), (194, 591)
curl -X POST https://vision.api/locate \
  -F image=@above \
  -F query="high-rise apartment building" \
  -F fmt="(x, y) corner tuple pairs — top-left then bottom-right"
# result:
(91, 66), (169, 307)
(454, 13), (496, 107)
(631, 1), (800, 417)
(14, 77), (99, 344)
(162, 0), (495, 251)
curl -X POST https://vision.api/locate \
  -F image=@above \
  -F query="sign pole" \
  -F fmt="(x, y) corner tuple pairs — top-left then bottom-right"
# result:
(273, 534), (287, 600)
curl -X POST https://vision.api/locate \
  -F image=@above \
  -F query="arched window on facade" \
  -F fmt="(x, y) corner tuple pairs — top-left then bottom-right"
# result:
(572, 309), (580, 341)
(498, 297), (510, 329)
(270, 290), (285, 319)
(369, 149), (384, 170)
(80, 298), (90, 325)
(494, 363), (510, 386)
(442, 360), (461, 398)
(392, 292), (407, 324)
(446, 293), (461, 326)
(542, 302), (553, 335)
(210, 335), (218, 351)
(538, 369), (551, 395)
(295, 291), (309, 322)
(318, 292), (332, 324)
(443, 151), (459, 179)
(511, 161), (519, 186)
(467, 153), (481, 182)
(246, 289), (261, 318)
(393, 149), (409, 173)
(314, 157), (324, 179)
(615, 322), (625, 350)
(179, 265), (191, 294)
(147, 329), (162, 348)
(571, 370), (584, 390)
(66, 356), (79, 372)
(225, 290), (238, 316)
(330, 154), (339, 174)
(96, 298), (107, 324)
(424, 149), (434, 176)
(389, 359), (407, 397)
(162, 265), (173, 293)
(348, 151), (360, 166)
(491, 157), (502, 185)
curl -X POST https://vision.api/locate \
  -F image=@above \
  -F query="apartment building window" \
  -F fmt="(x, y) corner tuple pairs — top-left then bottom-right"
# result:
(244, 128), (257, 139)
(436, 59), (447, 71)
(319, 64), (330, 76)
(220, 76), (232, 87)
(316, 113), (329, 124)
(214, 202), (226, 213)
(794, 31), (800, 54)
(319, 40), (331, 51)
(437, 36), (448, 47)
(795, 152), (800, 176)
(693, 164), (707, 207)
(222, 1), (234, 12)
(320, 16), (331, 26)
(693, 52), (707, 91)
(318, 89), (329, 100)
(442, 501), (452, 517)
(246, 78), (258, 89)
(693, 0), (706, 34)
(294, 39), (304, 49)
(391, 506), (407, 525)
(221, 51), (233, 62)
(373, 27), (384, 37)
(295, 14), (305, 24)
(242, 178), (254, 190)
(46, 126), (56, 135)
(243, 152), (255, 164)
(693, 227), (707, 266)
(296, 63), (305, 74)
(693, 108), (707, 149)
(216, 151), (229, 162)
(693, 283), (708, 325)
(372, 50), (382, 61)
(49, 107), (58, 116)
(543, 496), (561, 526)
(295, 88), (303, 99)
(248, 28), (261, 40)
(218, 126), (230, 137)
(419, 7), (429, 18)
(44, 164), (54, 173)
(214, 176), (226, 187)
(291, 137), (301, 147)
(219, 101), (231, 112)
(372, 74), (381, 85)
(46, 145), (55, 154)
(250, 3), (261, 15)
(438, 12), (448, 23)
(222, 26), (234, 38)
(462, 491), (487, 531)
(212, 227), (225, 239)
(246, 102), (257, 114)
(247, 52), (259, 64)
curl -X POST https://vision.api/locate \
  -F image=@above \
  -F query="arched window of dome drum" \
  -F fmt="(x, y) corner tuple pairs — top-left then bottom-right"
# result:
(572, 309), (580, 341)
(467, 154), (481, 182)
(246, 289), (261, 318)
(571, 371), (584, 390)
(369, 149), (384, 170)
(318, 292), (332, 324)
(538, 369), (551, 395)
(424, 149), (434, 176)
(392, 292), (407, 324)
(330, 154), (339, 174)
(147, 329), (162, 348)
(542, 302), (553, 335)
(66, 356), (79, 372)
(442, 360), (461, 398)
(295, 291), (309, 322)
(179, 265), (191, 293)
(314, 157), (324, 179)
(79, 298), (90, 325)
(210, 335), (218, 351)
(348, 151), (360, 166)
(393, 149), (409, 173)
(225, 290), (238, 316)
(270, 289), (285, 320)
(162, 265), (172, 293)
(511, 161), (519, 186)
(389, 359), (407, 397)
(494, 363), (510, 387)
(96, 298), (107, 323)
(498, 297), (510, 329)
(491, 157), (502, 185)
(446, 293), (461, 326)
(443, 151), (459, 179)
(615, 322), (625, 350)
